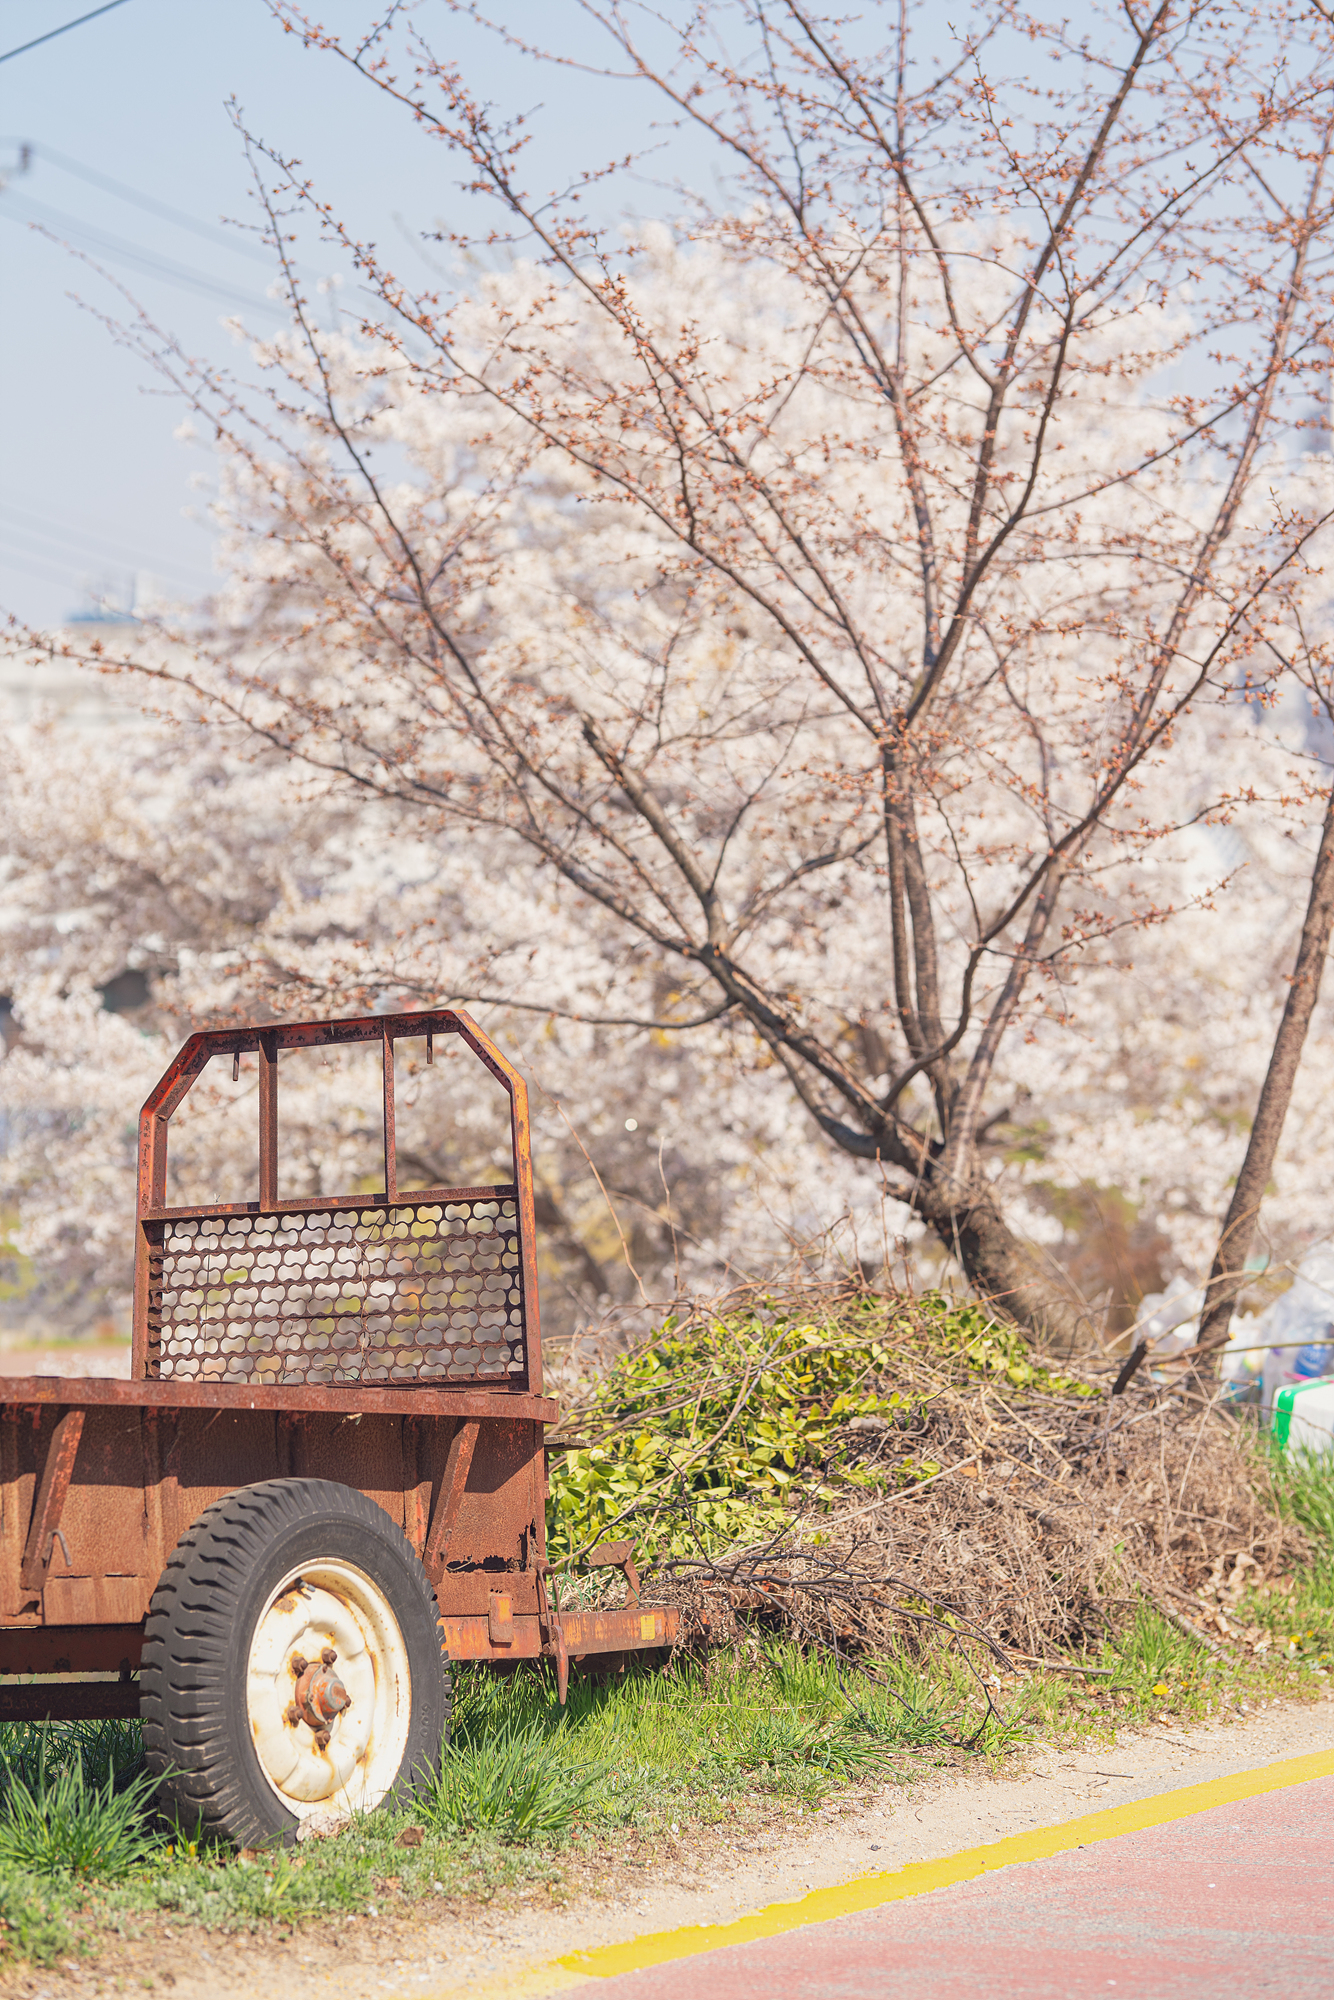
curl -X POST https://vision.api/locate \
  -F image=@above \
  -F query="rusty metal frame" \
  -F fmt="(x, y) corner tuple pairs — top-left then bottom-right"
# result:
(423, 1418), (479, 1581)
(588, 1537), (641, 1606)
(0, 1684), (140, 1722)
(443, 1605), (671, 1664)
(0, 1625), (144, 1677)
(0, 1378), (556, 1420)
(20, 1409), (85, 1595)
(132, 1008), (543, 1394)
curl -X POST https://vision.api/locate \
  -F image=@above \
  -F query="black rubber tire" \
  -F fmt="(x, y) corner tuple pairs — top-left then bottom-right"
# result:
(141, 1477), (451, 1847)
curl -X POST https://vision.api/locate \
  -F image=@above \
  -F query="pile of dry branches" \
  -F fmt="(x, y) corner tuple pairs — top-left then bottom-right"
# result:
(555, 1281), (1305, 1671)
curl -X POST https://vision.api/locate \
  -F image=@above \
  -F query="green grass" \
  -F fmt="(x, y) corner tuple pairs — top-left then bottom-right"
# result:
(1246, 1438), (1334, 1679)
(431, 1642), (952, 1829)
(419, 1712), (608, 1841)
(0, 1744), (159, 1880)
(0, 1642), (953, 1964)
(0, 1598), (1327, 1970)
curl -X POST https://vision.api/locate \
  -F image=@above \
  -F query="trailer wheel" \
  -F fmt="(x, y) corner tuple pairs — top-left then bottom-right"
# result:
(141, 1478), (451, 1847)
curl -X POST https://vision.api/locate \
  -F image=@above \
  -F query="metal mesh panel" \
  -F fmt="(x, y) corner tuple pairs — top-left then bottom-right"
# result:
(150, 1195), (526, 1385)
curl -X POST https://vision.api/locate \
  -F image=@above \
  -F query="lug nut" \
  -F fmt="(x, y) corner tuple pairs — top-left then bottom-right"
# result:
(321, 1646), (337, 1667)
(314, 1727), (331, 1751)
(291, 1654), (308, 1677)
(285, 1703), (300, 1727)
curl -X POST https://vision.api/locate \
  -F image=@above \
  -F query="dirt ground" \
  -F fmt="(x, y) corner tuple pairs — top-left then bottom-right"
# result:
(9, 1690), (1331, 2000)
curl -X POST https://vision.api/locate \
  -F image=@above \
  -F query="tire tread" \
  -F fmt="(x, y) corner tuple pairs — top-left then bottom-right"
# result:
(141, 1478), (450, 1846)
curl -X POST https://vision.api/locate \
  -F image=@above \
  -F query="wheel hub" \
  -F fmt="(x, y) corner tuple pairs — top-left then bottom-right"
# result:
(292, 1649), (353, 1732)
(245, 1560), (412, 1818)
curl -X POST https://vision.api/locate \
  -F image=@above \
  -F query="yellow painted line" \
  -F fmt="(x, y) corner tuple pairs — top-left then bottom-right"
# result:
(395, 1746), (1334, 2000)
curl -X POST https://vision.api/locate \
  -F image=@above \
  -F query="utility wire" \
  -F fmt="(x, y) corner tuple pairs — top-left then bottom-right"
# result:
(1, 138), (275, 264)
(0, 141), (343, 312)
(0, 508), (208, 591)
(0, 190), (286, 315)
(0, 539), (112, 594)
(0, 495), (207, 579)
(0, 0), (133, 67)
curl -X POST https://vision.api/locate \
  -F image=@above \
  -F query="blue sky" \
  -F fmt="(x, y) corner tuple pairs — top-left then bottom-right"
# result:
(0, 1), (696, 627)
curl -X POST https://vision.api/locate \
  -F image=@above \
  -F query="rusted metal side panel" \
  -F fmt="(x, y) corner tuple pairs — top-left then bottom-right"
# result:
(0, 1409), (36, 1620)
(564, 1606), (674, 1655)
(158, 1410), (421, 1549)
(141, 1407), (173, 1589)
(0, 1624), (143, 1676)
(431, 1417), (544, 1618)
(403, 1415), (431, 1559)
(0, 1404), (559, 1630)
(423, 1419), (479, 1577)
(0, 1684), (141, 1722)
(0, 1393), (679, 1692)
(38, 1407), (154, 1623)
(41, 1577), (150, 1623)
(156, 1408), (285, 1555)
(281, 1413), (412, 1537)
(444, 1611), (544, 1659)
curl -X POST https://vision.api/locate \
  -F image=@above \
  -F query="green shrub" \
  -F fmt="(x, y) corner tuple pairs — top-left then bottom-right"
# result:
(548, 1299), (915, 1561)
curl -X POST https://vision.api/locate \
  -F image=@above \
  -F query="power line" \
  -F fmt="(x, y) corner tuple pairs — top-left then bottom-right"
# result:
(0, 539), (113, 595)
(0, 190), (286, 315)
(0, 497), (208, 581)
(1, 139), (275, 265)
(0, 505), (209, 590)
(0, 0), (133, 67)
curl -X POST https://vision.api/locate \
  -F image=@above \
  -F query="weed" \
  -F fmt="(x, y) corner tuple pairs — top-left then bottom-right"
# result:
(0, 1716), (143, 1798)
(0, 1869), (75, 1966)
(421, 1718), (605, 1842)
(1271, 1439), (1334, 1566)
(0, 1742), (161, 1880)
(547, 1301), (909, 1560)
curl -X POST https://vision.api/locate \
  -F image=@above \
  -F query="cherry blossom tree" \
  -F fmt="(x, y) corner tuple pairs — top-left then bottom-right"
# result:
(14, 0), (1334, 1344)
(4, 651), (1334, 1344)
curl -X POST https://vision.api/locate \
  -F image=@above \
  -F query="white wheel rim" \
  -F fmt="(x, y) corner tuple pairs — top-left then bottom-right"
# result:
(246, 1559), (412, 1820)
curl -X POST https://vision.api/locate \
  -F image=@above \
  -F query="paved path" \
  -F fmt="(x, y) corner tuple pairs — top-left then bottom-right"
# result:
(554, 1758), (1332, 1999)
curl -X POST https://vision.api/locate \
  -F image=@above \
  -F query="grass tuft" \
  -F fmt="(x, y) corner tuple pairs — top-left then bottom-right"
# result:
(419, 1716), (606, 1842)
(0, 1727), (160, 1881)
(1272, 1440), (1334, 1564)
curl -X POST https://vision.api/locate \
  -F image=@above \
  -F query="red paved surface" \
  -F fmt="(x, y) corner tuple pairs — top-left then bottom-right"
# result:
(569, 1771), (1334, 1997)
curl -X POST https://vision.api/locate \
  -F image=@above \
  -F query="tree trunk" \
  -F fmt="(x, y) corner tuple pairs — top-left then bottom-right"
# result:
(923, 1185), (1093, 1354)
(1196, 778), (1334, 1354)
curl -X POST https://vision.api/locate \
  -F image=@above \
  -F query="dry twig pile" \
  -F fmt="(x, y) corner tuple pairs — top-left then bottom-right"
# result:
(548, 1281), (1303, 1672)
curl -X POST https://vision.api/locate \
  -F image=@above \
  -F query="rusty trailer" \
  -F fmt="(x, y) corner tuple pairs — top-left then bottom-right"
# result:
(0, 1010), (674, 1843)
